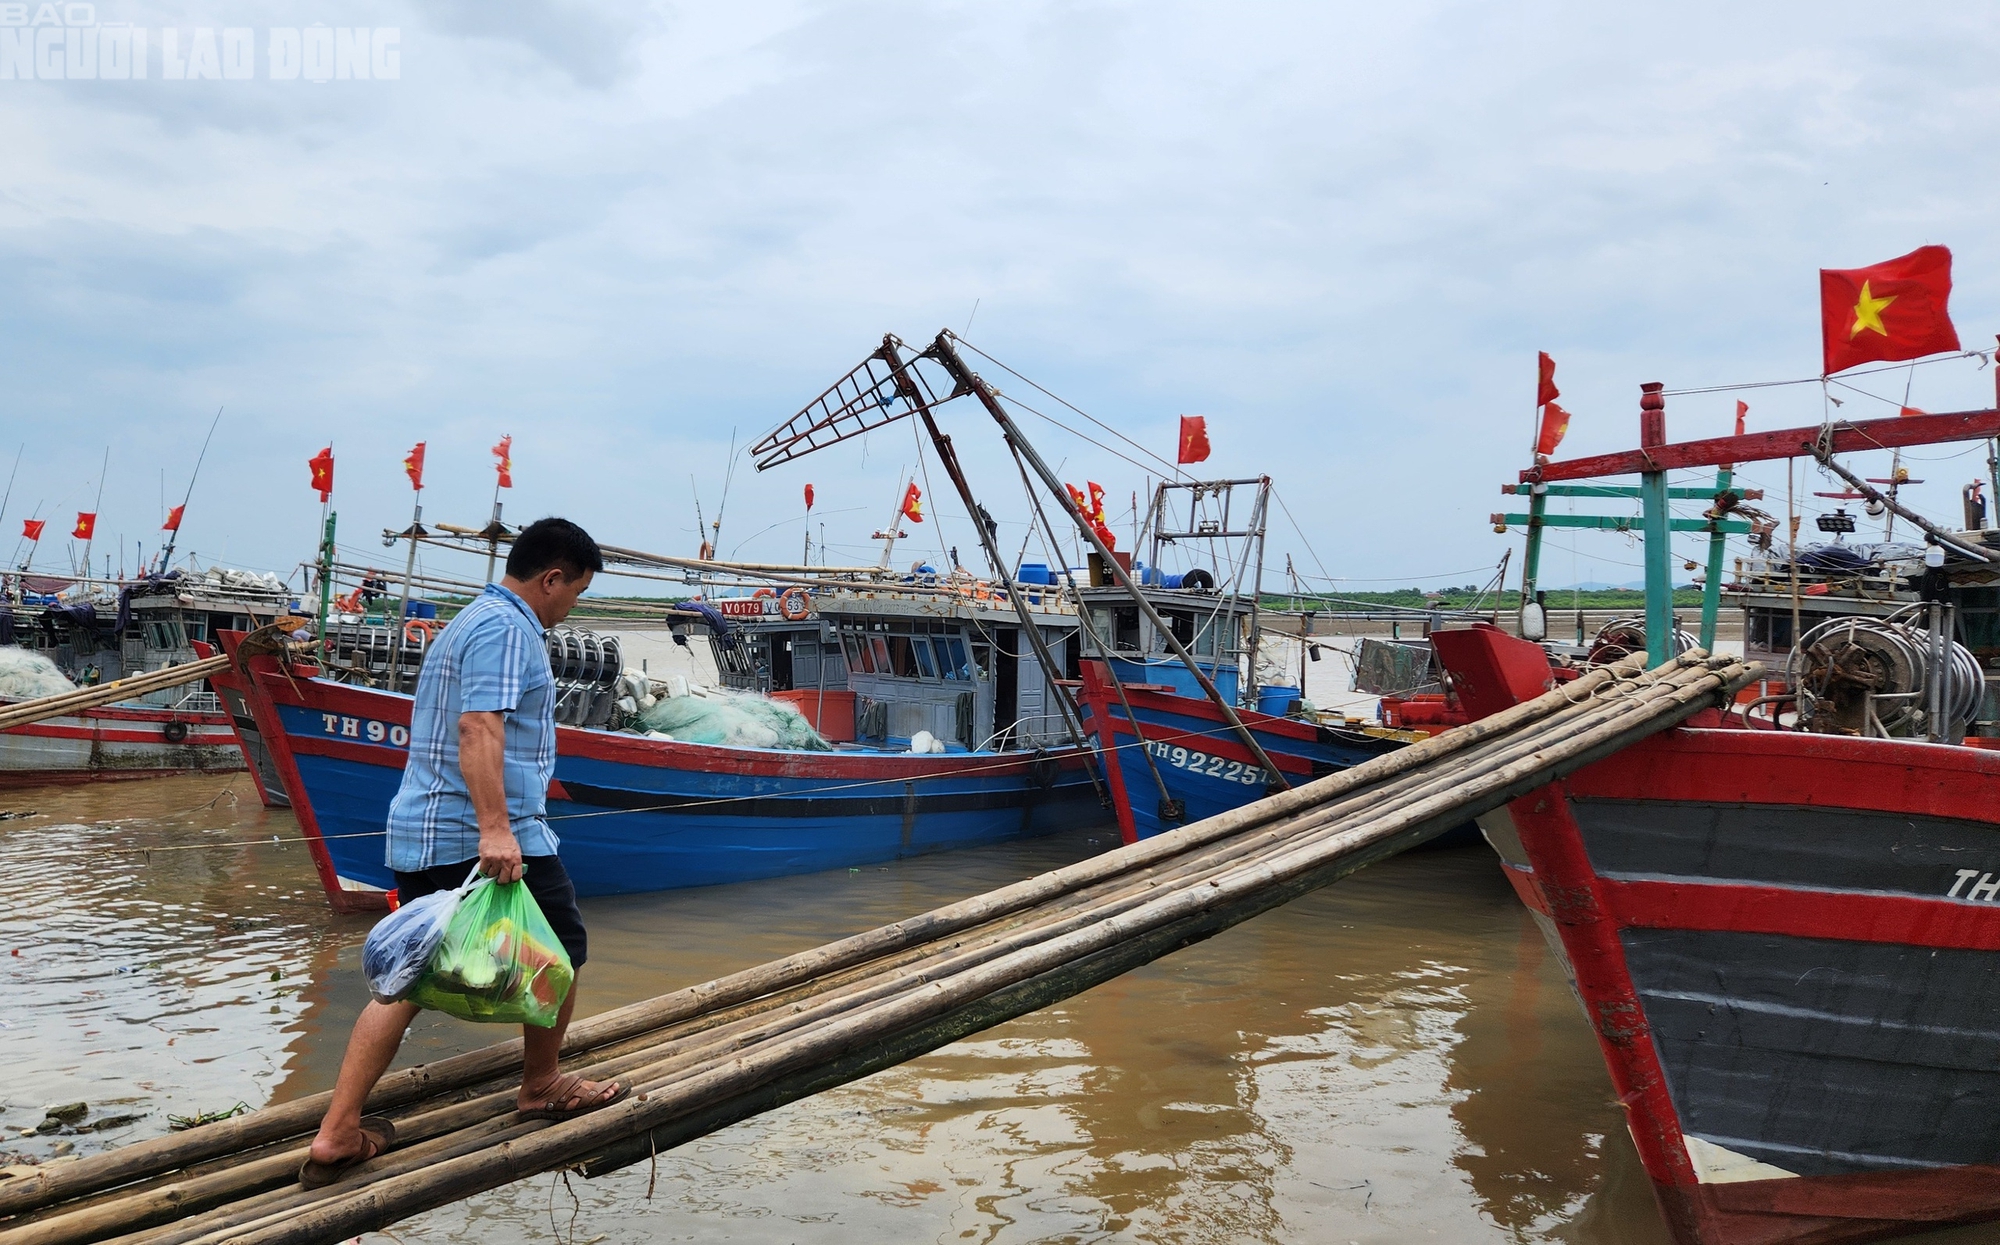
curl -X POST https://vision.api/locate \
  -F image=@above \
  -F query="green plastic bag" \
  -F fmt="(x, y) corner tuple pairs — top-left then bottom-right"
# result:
(406, 875), (575, 1027)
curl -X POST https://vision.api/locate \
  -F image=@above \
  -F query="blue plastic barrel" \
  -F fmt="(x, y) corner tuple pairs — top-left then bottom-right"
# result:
(1017, 562), (1051, 585)
(1256, 685), (1301, 716)
(404, 600), (438, 620)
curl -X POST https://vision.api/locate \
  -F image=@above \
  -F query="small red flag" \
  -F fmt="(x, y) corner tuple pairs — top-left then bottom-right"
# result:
(1065, 482), (1090, 513)
(73, 512), (96, 540)
(21, 519), (44, 541)
(1734, 401), (1748, 437)
(1820, 245), (1960, 376)
(1537, 352), (1559, 408)
(403, 442), (426, 492)
(803, 484), (815, 511)
(162, 505), (185, 532)
(492, 435), (513, 489)
(1534, 402), (1572, 458)
(900, 482), (924, 524)
(308, 447), (334, 501)
(1177, 415), (1210, 465)
(1086, 482), (1107, 522)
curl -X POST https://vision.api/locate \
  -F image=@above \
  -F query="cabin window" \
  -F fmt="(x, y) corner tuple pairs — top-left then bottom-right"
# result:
(913, 637), (938, 678)
(939, 636), (971, 679)
(1954, 586), (2000, 651)
(1747, 608), (1793, 651)
(143, 619), (187, 650)
(867, 636), (891, 675)
(845, 634), (874, 674)
(888, 635), (921, 678)
(184, 616), (209, 642)
(1089, 607), (1142, 652)
(1191, 615), (1219, 657)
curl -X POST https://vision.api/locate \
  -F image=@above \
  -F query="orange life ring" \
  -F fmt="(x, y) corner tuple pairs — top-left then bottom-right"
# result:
(753, 587), (775, 599)
(778, 587), (811, 621)
(403, 618), (439, 644)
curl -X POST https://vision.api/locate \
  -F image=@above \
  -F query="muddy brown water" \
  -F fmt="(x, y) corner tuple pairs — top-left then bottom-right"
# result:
(2, 775), (1991, 1244)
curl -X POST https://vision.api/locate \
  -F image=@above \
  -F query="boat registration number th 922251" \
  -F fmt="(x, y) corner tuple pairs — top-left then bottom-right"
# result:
(320, 713), (410, 747)
(1144, 739), (1265, 786)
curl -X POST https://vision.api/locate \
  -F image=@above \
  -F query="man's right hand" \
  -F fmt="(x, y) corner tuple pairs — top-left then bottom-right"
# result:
(478, 825), (524, 884)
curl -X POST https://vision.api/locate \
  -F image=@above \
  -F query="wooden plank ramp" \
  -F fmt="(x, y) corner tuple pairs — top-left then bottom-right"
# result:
(0, 648), (1756, 1245)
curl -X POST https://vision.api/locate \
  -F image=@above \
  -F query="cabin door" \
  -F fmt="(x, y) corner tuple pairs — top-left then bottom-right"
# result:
(994, 627), (1020, 746)
(771, 636), (794, 691)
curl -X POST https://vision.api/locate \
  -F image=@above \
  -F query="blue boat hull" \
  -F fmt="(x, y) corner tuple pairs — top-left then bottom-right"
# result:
(222, 640), (1105, 904)
(1078, 661), (1477, 847)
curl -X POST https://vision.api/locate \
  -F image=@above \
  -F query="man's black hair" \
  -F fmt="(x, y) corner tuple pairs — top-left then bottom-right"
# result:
(506, 517), (604, 581)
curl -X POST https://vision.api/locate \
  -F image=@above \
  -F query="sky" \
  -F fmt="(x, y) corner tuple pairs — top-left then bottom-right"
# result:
(5, 0), (2000, 598)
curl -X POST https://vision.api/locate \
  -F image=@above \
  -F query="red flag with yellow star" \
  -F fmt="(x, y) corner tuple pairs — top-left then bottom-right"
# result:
(1820, 246), (1959, 376)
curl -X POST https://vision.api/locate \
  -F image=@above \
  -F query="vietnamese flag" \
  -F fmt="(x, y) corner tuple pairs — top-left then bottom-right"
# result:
(492, 435), (513, 489)
(1086, 481), (1108, 523)
(21, 518), (44, 541)
(1177, 415), (1210, 465)
(162, 505), (185, 532)
(900, 482), (924, 523)
(803, 484), (815, 511)
(1534, 401), (1572, 458)
(73, 512), (95, 540)
(403, 442), (426, 491)
(1537, 352), (1559, 408)
(1820, 245), (1961, 376)
(308, 446), (334, 501)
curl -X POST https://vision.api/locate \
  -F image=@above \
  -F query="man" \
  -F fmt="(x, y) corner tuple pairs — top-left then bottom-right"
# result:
(300, 517), (625, 1188)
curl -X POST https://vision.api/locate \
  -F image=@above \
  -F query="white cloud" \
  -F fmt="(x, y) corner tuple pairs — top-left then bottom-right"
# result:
(2, 0), (1998, 589)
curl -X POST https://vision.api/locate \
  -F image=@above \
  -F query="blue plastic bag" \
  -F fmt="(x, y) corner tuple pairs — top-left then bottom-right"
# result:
(362, 867), (481, 1004)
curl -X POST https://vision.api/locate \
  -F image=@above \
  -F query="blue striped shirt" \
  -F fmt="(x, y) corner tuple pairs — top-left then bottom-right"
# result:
(385, 584), (560, 871)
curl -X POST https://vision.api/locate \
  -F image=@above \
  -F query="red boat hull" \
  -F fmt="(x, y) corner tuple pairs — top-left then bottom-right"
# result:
(1434, 625), (2000, 1245)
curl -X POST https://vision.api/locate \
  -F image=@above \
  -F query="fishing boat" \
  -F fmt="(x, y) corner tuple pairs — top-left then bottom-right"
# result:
(0, 568), (294, 787)
(1052, 475), (1463, 842)
(211, 573), (1104, 911)
(1435, 392), (2000, 1245)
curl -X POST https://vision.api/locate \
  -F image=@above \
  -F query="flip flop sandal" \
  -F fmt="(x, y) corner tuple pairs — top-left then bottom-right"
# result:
(519, 1074), (631, 1122)
(297, 1116), (396, 1189)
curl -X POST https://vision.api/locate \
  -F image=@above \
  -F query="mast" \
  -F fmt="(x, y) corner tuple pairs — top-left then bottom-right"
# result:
(156, 407), (224, 576)
(1241, 479), (1271, 708)
(1638, 384), (1674, 666)
(82, 446), (108, 590)
(386, 451), (425, 694)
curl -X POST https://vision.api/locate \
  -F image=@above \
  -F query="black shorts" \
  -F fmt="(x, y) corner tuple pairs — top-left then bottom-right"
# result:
(392, 855), (588, 969)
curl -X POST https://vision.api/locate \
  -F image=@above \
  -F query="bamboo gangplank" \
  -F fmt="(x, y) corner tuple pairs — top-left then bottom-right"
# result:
(0, 650), (1757, 1245)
